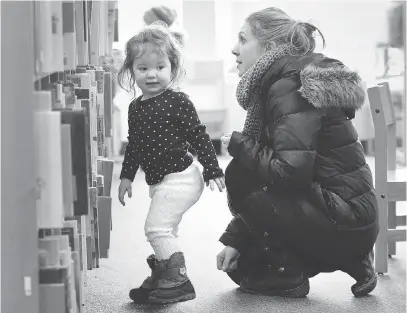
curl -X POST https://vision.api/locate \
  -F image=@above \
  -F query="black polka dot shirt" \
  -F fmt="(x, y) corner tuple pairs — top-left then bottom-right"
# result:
(120, 89), (224, 185)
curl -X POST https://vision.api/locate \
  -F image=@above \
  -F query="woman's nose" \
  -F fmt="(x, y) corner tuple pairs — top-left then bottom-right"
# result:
(232, 44), (239, 56)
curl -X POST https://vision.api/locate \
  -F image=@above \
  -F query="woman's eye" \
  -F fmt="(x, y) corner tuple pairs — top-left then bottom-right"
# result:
(138, 67), (147, 71)
(158, 65), (165, 70)
(240, 36), (246, 43)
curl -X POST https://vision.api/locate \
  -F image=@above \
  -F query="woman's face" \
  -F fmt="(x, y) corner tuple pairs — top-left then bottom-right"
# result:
(232, 22), (265, 77)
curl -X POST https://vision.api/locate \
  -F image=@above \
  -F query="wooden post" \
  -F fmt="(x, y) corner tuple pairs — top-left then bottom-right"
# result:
(368, 86), (389, 273)
(403, 1), (407, 165)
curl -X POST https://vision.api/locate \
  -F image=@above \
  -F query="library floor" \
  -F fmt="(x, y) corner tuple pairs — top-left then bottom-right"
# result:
(85, 156), (407, 313)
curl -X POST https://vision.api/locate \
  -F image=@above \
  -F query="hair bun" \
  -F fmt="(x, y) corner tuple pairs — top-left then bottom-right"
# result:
(144, 6), (177, 26)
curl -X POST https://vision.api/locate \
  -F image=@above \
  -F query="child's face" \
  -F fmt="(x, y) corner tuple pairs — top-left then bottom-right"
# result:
(133, 45), (172, 99)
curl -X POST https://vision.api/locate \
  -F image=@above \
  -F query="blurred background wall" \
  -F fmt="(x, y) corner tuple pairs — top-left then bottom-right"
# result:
(112, 0), (406, 162)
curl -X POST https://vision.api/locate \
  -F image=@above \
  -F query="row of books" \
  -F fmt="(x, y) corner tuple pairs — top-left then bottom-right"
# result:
(34, 67), (115, 313)
(33, 1), (118, 312)
(34, 0), (118, 78)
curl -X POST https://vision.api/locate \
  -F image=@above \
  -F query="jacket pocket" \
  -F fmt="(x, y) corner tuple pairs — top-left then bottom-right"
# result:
(321, 188), (370, 230)
(244, 185), (277, 216)
(320, 188), (339, 227)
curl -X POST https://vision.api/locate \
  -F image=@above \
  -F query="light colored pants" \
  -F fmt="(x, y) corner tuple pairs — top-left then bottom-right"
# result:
(145, 163), (204, 261)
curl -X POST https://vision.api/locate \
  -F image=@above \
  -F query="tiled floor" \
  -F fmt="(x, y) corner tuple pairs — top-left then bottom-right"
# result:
(85, 156), (406, 313)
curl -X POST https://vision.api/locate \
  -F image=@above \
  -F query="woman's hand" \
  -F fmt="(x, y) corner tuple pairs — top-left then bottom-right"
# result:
(118, 178), (133, 206)
(206, 176), (226, 192)
(221, 133), (232, 150)
(217, 246), (240, 272)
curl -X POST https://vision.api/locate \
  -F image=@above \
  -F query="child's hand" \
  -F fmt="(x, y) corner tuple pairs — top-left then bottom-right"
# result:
(206, 176), (226, 192)
(118, 178), (133, 206)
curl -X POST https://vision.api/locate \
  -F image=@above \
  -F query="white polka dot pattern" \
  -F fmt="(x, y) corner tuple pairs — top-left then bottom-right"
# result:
(120, 89), (223, 185)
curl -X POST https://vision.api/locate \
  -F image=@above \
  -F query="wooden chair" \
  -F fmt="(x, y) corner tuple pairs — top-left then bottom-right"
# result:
(367, 82), (407, 274)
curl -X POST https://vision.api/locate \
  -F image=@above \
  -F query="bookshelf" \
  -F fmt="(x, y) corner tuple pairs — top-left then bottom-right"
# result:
(2, 1), (119, 312)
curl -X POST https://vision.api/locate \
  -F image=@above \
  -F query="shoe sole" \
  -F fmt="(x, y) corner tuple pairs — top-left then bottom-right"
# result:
(129, 287), (156, 304)
(148, 292), (196, 304)
(352, 275), (377, 297)
(239, 280), (310, 298)
(148, 281), (196, 304)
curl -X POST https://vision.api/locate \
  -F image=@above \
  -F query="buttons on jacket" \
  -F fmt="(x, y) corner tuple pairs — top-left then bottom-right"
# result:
(264, 232), (269, 237)
(264, 246), (269, 252)
(262, 185), (268, 191)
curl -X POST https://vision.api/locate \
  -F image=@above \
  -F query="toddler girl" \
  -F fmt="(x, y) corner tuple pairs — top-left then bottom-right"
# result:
(117, 22), (225, 305)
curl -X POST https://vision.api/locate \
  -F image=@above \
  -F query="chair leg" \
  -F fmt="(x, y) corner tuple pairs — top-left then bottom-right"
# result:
(375, 197), (389, 274)
(375, 239), (388, 274)
(388, 202), (396, 256)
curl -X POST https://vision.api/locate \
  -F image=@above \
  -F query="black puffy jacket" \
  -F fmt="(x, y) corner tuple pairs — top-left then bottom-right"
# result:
(220, 53), (379, 261)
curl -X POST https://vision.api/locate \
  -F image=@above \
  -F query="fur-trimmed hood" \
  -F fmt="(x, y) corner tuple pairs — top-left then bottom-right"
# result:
(298, 59), (366, 111)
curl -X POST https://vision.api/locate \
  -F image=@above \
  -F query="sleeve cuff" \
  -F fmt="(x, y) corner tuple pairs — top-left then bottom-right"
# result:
(219, 232), (246, 253)
(119, 171), (136, 182)
(228, 131), (243, 159)
(202, 167), (224, 183)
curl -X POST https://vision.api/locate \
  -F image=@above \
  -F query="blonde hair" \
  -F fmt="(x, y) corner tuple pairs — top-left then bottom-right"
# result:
(246, 7), (325, 55)
(117, 23), (185, 97)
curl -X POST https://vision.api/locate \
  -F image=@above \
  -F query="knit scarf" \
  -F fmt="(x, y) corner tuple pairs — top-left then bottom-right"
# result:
(236, 44), (297, 140)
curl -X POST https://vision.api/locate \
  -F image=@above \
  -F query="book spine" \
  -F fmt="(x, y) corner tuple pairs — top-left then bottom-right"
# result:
(62, 1), (77, 70)
(34, 92), (64, 229)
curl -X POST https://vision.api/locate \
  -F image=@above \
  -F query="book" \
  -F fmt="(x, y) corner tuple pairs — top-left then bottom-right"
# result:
(58, 109), (90, 215)
(80, 100), (93, 186)
(75, 0), (87, 66)
(62, 1), (77, 70)
(34, 1), (53, 75)
(39, 284), (66, 313)
(97, 196), (112, 259)
(61, 125), (75, 218)
(89, 187), (100, 268)
(86, 70), (99, 165)
(98, 2), (107, 58)
(97, 159), (114, 197)
(114, 1), (119, 42)
(34, 91), (64, 229)
(63, 81), (76, 109)
(39, 236), (61, 268)
(103, 72), (113, 137)
(71, 251), (83, 312)
(107, 1), (116, 55)
(51, 1), (64, 72)
(62, 220), (79, 252)
(89, 1), (100, 65)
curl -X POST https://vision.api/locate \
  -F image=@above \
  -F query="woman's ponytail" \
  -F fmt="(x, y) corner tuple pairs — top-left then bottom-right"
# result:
(287, 21), (326, 55)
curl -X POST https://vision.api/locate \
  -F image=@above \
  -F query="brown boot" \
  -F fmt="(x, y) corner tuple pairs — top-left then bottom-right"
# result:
(148, 252), (196, 304)
(129, 254), (159, 303)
